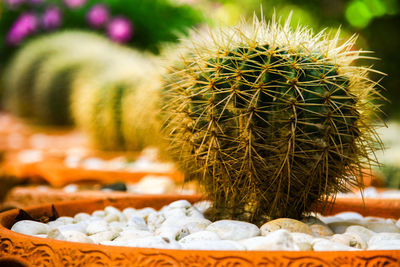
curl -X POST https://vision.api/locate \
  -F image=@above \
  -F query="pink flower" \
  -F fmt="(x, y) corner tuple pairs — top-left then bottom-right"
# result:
(42, 7), (62, 30)
(64, 0), (86, 9)
(87, 4), (109, 28)
(107, 17), (133, 43)
(6, 13), (38, 45)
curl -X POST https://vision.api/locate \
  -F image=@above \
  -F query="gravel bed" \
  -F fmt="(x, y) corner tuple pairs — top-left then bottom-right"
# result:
(11, 200), (400, 251)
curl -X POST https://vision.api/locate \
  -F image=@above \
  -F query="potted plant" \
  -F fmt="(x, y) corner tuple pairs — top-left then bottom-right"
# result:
(1, 16), (399, 267)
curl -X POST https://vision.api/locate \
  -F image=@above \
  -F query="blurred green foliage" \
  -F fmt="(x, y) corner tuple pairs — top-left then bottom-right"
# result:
(0, 0), (205, 66)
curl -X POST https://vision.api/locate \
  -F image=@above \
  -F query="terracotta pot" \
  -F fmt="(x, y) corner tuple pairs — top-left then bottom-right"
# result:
(3, 184), (196, 209)
(2, 152), (183, 187)
(321, 197), (400, 218)
(1, 195), (400, 267)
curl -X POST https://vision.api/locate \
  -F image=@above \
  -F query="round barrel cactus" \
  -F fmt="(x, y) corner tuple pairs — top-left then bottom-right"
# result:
(162, 17), (383, 223)
(71, 50), (162, 151)
(3, 31), (115, 121)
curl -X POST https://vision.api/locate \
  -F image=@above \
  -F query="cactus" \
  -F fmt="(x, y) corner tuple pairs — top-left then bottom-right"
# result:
(71, 49), (162, 151)
(121, 74), (163, 151)
(33, 50), (107, 125)
(2, 35), (63, 118)
(162, 17), (382, 223)
(3, 31), (114, 121)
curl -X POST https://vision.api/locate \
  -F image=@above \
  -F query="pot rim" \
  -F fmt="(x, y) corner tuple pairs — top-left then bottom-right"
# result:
(1, 195), (400, 254)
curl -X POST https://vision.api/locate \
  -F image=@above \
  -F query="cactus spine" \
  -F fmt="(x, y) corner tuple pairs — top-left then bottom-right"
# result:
(162, 17), (382, 223)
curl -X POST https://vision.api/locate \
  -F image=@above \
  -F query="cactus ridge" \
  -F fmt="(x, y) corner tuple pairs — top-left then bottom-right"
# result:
(163, 17), (382, 223)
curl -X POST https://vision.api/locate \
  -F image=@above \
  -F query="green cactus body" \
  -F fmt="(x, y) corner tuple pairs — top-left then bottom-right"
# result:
(3, 38), (62, 117)
(72, 50), (163, 151)
(3, 31), (116, 122)
(163, 18), (382, 223)
(121, 76), (162, 151)
(93, 81), (127, 150)
(33, 53), (100, 126)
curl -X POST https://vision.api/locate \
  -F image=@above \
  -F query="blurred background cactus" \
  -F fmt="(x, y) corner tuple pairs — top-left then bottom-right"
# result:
(162, 17), (383, 223)
(71, 49), (163, 151)
(2, 31), (114, 125)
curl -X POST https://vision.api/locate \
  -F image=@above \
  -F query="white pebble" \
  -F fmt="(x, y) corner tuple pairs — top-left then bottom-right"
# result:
(74, 213), (91, 222)
(104, 213), (120, 223)
(82, 158), (104, 170)
(105, 206), (121, 215)
(55, 223), (86, 234)
(345, 225), (375, 243)
(135, 208), (156, 220)
(313, 239), (360, 251)
(365, 222), (400, 233)
(127, 216), (148, 231)
(48, 220), (65, 229)
(260, 218), (313, 235)
(147, 212), (165, 232)
(181, 240), (245, 250)
(185, 207), (204, 218)
(163, 208), (187, 219)
(63, 184), (78, 193)
(368, 232), (400, 247)
(11, 220), (49, 236)
(127, 236), (181, 249)
(156, 226), (190, 241)
(243, 230), (299, 251)
(109, 221), (125, 232)
(178, 231), (221, 244)
(115, 229), (153, 242)
(310, 224), (334, 237)
(334, 212), (364, 221)
(122, 208), (136, 220)
(92, 210), (106, 218)
(89, 231), (118, 244)
(290, 232), (315, 244)
(133, 176), (175, 194)
(330, 233), (367, 249)
(193, 201), (212, 213)
(162, 217), (211, 234)
(49, 229), (93, 244)
(168, 200), (192, 209)
(206, 220), (260, 240)
(328, 221), (363, 234)
(56, 217), (74, 225)
(86, 220), (110, 235)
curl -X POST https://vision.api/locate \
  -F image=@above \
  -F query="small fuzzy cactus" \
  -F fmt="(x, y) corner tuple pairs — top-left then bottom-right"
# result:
(162, 17), (383, 223)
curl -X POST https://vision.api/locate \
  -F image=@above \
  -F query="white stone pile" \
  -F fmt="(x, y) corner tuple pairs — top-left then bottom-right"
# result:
(11, 200), (400, 251)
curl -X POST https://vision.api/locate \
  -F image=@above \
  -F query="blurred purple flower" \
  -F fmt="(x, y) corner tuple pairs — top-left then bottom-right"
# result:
(107, 17), (133, 43)
(6, 0), (26, 8)
(6, 13), (38, 45)
(42, 7), (62, 30)
(87, 4), (109, 28)
(64, 0), (86, 8)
